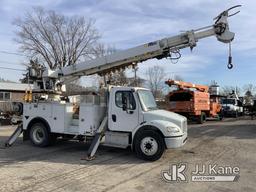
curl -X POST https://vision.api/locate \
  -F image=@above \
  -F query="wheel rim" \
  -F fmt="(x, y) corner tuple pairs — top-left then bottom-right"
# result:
(140, 137), (158, 156)
(32, 126), (45, 144)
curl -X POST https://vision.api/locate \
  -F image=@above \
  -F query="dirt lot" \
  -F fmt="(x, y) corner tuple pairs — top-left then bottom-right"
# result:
(0, 118), (255, 192)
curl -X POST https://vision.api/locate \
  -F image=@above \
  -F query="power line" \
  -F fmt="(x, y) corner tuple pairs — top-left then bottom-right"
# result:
(0, 50), (27, 57)
(0, 66), (26, 71)
(0, 60), (27, 67)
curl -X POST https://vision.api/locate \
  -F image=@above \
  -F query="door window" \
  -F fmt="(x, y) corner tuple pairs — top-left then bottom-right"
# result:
(0, 92), (3, 100)
(115, 91), (136, 110)
(0, 92), (11, 101)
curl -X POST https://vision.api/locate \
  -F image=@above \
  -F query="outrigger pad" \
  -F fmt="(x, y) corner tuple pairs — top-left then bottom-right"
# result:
(82, 133), (101, 161)
(81, 155), (96, 161)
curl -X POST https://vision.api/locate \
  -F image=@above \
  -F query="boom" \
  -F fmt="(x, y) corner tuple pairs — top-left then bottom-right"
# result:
(28, 6), (241, 92)
(165, 80), (209, 92)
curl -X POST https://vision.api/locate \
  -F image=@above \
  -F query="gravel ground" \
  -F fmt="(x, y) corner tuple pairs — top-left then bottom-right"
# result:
(0, 118), (255, 192)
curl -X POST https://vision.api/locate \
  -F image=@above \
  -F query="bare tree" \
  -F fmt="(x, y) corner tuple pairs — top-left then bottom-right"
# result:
(92, 43), (116, 58)
(145, 66), (166, 98)
(14, 7), (100, 70)
(243, 84), (256, 96)
(221, 85), (241, 96)
(93, 44), (129, 86)
(107, 70), (128, 86)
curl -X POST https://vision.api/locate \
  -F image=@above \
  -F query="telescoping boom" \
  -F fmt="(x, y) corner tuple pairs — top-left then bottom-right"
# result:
(45, 5), (241, 84)
(165, 80), (209, 92)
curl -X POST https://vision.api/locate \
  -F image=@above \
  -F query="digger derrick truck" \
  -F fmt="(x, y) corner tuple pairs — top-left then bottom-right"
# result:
(5, 6), (240, 161)
(165, 80), (222, 124)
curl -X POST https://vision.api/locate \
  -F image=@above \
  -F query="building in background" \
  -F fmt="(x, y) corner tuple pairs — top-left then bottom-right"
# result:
(0, 82), (33, 112)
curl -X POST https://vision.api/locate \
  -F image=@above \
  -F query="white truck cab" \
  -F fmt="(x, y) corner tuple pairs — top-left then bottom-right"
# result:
(22, 86), (187, 161)
(221, 98), (243, 117)
(109, 87), (187, 144)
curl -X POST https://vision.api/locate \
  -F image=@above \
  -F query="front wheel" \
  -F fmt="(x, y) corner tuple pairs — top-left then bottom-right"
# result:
(218, 114), (223, 121)
(134, 130), (165, 161)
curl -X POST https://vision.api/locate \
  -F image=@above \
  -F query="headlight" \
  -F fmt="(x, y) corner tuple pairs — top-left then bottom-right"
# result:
(166, 126), (180, 133)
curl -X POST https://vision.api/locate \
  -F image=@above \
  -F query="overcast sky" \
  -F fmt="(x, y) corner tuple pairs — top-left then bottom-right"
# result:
(0, 0), (254, 88)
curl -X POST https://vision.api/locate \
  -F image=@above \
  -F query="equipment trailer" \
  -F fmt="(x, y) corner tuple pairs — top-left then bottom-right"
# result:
(5, 6), (240, 161)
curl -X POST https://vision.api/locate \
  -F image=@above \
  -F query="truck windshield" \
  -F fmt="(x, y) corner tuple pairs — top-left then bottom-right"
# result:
(137, 90), (158, 111)
(222, 99), (235, 105)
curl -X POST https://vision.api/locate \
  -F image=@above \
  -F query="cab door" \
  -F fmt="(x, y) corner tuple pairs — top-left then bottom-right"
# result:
(109, 90), (139, 132)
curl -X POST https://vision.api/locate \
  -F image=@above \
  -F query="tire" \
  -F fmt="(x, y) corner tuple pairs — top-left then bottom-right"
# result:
(29, 122), (51, 147)
(234, 111), (238, 118)
(197, 112), (206, 124)
(134, 130), (165, 161)
(218, 114), (223, 121)
(219, 111), (224, 120)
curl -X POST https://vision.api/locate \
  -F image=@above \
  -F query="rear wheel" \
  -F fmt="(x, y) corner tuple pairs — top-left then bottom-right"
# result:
(134, 130), (165, 161)
(29, 122), (53, 147)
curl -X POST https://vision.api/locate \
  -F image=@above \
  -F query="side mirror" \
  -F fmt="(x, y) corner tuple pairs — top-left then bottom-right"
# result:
(122, 96), (128, 111)
(122, 103), (127, 111)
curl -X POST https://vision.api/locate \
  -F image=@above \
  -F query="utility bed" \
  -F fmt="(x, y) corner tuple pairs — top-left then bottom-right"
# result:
(23, 95), (106, 136)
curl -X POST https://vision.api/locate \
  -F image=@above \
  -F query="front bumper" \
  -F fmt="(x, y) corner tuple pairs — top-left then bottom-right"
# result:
(165, 132), (187, 148)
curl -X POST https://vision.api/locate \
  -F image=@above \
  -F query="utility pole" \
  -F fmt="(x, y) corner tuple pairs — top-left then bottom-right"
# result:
(132, 63), (138, 86)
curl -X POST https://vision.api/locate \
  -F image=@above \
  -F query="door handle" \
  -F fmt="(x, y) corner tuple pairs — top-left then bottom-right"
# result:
(112, 114), (116, 122)
(128, 110), (134, 114)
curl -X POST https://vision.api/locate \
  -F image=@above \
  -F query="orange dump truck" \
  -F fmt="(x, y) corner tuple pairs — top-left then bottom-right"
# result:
(165, 80), (222, 124)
